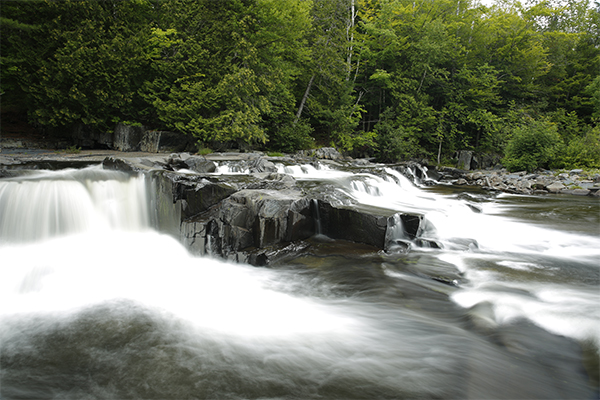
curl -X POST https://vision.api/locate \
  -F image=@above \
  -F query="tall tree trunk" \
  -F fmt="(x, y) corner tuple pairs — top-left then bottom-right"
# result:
(295, 74), (315, 124)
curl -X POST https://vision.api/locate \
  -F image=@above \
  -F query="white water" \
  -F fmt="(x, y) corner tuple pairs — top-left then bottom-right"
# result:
(277, 162), (600, 347)
(0, 166), (150, 242)
(0, 162), (598, 398)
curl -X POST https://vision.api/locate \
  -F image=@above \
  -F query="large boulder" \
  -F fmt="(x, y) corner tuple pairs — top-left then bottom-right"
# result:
(546, 181), (566, 193)
(181, 188), (315, 258)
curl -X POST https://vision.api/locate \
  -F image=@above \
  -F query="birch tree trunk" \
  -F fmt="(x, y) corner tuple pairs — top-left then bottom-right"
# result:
(294, 74), (315, 123)
(346, 0), (356, 81)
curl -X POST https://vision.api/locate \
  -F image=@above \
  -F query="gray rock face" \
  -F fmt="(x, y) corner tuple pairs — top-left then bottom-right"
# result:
(139, 130), (161, 153)
(114, 123), (144, 152)
(457, 151), (474, 170)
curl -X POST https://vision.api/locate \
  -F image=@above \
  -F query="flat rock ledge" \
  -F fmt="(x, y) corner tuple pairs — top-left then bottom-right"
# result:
(99, 154), (430, 266)
(436, 167), (600, 197)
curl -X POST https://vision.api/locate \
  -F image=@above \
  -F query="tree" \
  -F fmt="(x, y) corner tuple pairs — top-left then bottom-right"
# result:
(142, 0), (313, 149)
(502, 118), (563, 172)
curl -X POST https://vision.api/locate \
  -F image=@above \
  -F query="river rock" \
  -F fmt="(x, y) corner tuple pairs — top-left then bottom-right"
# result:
(102, 156), (138, 172)
(184, 156), (217, 173)
(546, 181), (566, 193)
(248, 157), (278, 173)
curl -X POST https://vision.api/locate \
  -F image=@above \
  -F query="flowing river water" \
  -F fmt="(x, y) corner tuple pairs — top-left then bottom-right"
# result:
(0, 162), (598, 399)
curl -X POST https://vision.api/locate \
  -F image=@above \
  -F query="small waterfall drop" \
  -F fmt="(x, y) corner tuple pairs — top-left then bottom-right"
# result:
(311, 199), (322, 235)
(0, 166), (152, 243)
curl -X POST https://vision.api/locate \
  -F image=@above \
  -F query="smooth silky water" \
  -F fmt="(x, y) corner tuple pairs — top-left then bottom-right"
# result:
(0, 164), (598, 399)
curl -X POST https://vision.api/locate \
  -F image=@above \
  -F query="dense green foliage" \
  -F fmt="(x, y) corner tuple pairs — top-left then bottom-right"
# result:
(502, 118), (562, 172)
(2, 0), (598, 169)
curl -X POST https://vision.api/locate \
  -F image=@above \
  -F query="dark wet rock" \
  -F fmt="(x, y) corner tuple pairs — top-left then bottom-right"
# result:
(246, 241), (312, 267)
(102, 156), (138, 172)
(181, 188), (315, 258)
(245, 173), (297, 190)
(385, 239), (412, 253)
(404, 256), (463, 286)
(161, 154), (216, 173)
(175, 177), (238, 219)
(316, 202), (389, 248)
(141, 130), (193, 153)
(439, 167), (465, 180)
(248, 157), (278, 173)
(184, 157), (217, 173)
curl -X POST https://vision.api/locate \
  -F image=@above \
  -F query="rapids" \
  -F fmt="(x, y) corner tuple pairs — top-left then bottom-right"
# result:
(0, 162), (598, 399)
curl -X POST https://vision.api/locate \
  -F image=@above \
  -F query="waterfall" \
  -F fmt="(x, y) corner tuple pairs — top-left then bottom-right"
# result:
(0, 166), (151, 243)
(311, 199), (322, 235)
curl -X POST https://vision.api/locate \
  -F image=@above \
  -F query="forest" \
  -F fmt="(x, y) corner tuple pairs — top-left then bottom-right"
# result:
(1, 0), (599, 171)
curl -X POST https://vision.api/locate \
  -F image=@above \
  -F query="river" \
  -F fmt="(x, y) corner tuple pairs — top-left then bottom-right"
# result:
(0, 161), (598, 399)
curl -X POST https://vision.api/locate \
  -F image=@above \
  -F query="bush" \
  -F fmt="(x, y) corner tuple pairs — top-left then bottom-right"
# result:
(502, 119), (563, 172)
(560, 126), (600, 168)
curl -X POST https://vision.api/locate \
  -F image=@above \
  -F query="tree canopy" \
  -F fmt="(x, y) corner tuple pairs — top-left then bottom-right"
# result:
(2, 0), (598, 168)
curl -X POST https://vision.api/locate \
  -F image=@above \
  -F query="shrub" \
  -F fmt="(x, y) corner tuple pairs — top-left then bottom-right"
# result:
(502, 119), (563, 172)
(560, 126), (600, 168)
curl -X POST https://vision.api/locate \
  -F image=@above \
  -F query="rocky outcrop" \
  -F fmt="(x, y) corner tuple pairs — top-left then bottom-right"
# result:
(182, 188), (315, 261)
(98, 154), (430, 264)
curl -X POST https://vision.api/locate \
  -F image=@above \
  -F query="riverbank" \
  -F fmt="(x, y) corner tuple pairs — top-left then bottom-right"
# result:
(435, 165), (600, 197)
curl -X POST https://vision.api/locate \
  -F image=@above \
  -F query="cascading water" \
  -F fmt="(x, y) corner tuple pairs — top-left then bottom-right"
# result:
(0, 166), (151, 242)
(1, 161), (598, 399)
